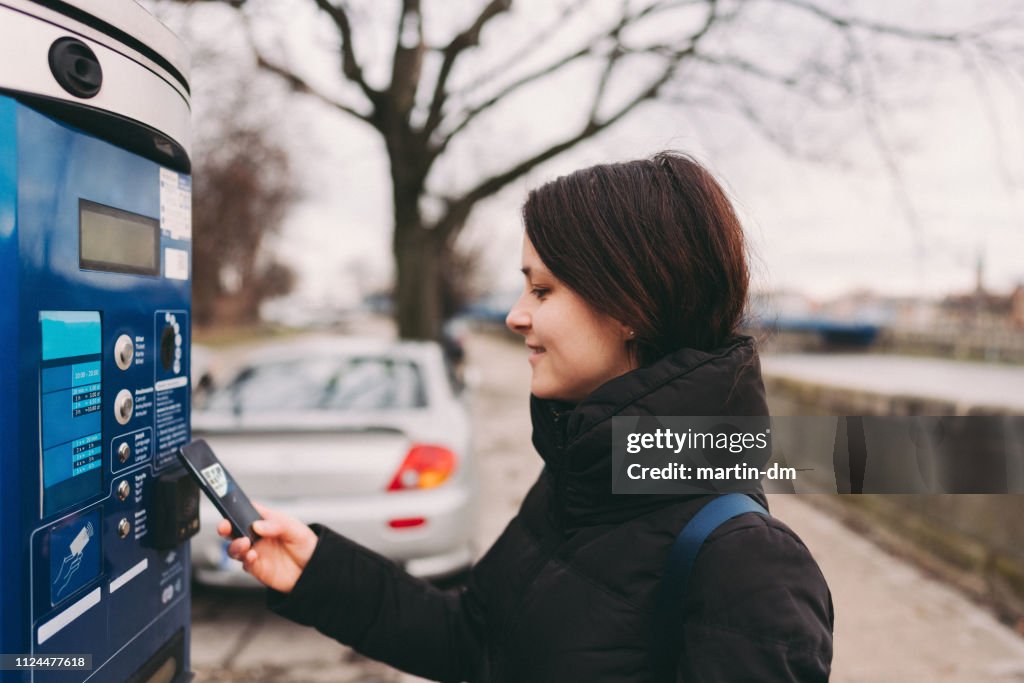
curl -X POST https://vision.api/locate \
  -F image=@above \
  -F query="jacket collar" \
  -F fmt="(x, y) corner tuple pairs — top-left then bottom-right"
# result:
(530, 336), (768, 528)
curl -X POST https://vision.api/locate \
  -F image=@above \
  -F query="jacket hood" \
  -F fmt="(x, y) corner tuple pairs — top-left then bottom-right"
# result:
(530, 336), (769, 529)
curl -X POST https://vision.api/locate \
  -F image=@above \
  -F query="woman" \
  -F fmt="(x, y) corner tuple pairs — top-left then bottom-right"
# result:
(221, 152), (834, 681)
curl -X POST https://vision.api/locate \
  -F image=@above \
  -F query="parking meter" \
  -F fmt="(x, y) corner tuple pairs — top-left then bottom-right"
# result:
(0, 2), (198, 680)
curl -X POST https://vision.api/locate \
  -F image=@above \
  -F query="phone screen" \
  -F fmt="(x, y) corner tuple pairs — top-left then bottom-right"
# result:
(177, 439), (262, 543)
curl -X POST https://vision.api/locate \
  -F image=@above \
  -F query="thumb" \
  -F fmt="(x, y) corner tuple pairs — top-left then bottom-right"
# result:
(251, 519), (279, 537)
(252, 519), (300, 539)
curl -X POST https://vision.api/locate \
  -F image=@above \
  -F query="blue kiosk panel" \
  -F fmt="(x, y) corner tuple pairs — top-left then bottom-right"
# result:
(0, 95), (193, 682)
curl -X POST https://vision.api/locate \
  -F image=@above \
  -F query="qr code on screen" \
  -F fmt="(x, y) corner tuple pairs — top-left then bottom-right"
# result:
(200, 463), (229, 497)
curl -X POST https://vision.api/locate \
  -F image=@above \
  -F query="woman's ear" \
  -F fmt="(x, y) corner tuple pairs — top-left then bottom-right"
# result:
(621, 324), (641, 369)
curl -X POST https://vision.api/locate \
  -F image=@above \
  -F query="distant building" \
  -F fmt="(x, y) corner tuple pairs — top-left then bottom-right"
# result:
(816, 290), (942, 331)
(1012, 284), (1024, 329)
(940, 287), (1015, 329)
(934, 249), (1021, 330)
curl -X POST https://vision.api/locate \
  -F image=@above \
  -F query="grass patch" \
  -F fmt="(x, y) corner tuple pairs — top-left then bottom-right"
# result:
(193, 324), (301, 349)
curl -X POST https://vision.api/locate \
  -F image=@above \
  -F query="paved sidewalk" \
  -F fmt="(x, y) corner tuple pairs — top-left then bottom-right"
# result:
(769, 495), (1024, 682)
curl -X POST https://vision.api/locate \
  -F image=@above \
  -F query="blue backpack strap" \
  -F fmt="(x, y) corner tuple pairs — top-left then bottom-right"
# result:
(652, 494), (770, 673)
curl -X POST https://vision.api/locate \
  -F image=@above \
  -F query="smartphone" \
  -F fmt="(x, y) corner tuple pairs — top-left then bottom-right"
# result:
(177, 438), (262, 544)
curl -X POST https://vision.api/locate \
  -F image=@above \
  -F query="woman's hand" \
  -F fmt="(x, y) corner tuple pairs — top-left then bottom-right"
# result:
(218, 503), (318, 594)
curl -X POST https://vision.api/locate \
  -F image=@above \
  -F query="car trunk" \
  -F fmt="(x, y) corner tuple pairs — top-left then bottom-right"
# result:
(191, 427), (414, 498)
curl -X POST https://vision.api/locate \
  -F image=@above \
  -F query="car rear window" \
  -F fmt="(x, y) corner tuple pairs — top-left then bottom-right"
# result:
(205, 356), (427, 413)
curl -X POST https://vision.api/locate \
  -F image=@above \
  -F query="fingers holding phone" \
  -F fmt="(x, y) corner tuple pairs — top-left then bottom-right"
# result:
(217, 502), (318, 593)
(180, 439), (317, 593)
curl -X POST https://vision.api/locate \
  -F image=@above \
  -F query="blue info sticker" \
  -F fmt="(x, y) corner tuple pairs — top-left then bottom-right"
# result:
(39, 311), (104, 516)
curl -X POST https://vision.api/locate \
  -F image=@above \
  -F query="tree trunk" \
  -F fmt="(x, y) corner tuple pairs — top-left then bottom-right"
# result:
(393, 224), (444, 341)
(385, 121), (442, 341)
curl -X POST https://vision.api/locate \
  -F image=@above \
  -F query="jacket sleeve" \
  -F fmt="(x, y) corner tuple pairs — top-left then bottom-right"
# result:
(266, 524), (486, 682)
(676, 515), (834, 682)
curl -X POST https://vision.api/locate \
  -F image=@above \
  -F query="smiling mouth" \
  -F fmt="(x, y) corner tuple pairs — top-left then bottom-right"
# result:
(527, 344), (546, 357)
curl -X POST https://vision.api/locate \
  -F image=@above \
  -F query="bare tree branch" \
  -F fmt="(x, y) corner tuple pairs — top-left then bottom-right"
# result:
(424, 0), (513, 137)
(842, 28), (924, 262)
(705, 84), (853, 167)
(758, 13), (926, 243)
(434, 1), (720, 238)
(433, 0), (720, 156)
(253, 53), (376, 124)
(432, 85), (654, 236)
(312, 0), (382, 105)
(389, 0), (426, 119)
(587, 0), (629, 123)
(771, 0), (967, 44)
(588, 49), (622, 123)
(720, 86), (803, 158)
(432, 43), (595, 155)
(234, 13), (376, 125)
(960, 46), (1017, 190)
(452, 0), (592, 100)
(688, 52), (855, 108)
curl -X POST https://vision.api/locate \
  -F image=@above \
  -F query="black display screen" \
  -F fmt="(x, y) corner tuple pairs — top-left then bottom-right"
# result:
(80, 199), (160, 276)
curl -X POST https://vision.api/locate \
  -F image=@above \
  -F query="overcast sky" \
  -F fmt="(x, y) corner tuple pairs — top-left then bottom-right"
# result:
(149, 0), (1024, 309)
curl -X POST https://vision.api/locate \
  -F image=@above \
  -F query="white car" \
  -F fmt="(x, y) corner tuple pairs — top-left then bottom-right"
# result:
(189, 336), (478, 587)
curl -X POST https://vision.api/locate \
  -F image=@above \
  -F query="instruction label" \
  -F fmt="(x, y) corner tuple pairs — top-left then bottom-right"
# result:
(159, 168), (191, 242)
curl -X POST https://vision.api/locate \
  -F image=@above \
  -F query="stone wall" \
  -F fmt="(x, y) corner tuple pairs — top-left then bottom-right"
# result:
(764, 373), (1024, 626)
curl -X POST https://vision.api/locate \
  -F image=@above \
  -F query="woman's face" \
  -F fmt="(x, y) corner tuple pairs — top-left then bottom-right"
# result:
(506, 237), (637, 403)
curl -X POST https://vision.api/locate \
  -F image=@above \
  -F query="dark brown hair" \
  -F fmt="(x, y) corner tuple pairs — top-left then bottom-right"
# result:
(522, 151), (749, 364)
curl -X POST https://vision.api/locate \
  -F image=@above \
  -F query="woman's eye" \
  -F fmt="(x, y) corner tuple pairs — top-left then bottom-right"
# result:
(530, 287), (548, 299)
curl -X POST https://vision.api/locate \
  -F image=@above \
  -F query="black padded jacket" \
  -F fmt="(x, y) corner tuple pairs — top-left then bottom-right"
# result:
(268, 336), (835, 682)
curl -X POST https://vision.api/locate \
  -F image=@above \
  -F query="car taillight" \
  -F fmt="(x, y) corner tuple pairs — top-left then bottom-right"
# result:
(387, 444), (456, 492)
(388, 517), (426, 529)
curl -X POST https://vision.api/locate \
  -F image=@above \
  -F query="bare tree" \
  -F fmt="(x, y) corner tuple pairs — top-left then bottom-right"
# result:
(169, 0), (1022, 340)
(191, 93), (300, 327)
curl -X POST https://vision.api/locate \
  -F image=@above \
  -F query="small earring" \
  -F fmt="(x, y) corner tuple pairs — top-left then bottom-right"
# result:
(628, 330), (636, 338)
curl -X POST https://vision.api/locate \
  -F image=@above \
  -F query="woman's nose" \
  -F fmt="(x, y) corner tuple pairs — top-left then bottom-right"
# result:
(505, 299), (531, 335)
